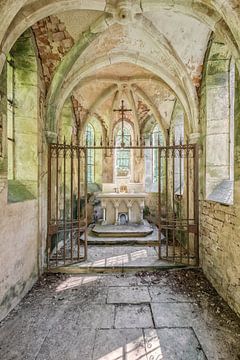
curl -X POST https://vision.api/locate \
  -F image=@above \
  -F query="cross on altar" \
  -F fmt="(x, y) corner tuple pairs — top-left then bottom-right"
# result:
(114, 100), (132, 147)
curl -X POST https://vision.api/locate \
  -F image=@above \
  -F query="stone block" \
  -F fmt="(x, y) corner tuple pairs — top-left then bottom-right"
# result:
(66, 304), (115, 329)
(115, 305), (153, 328)
(52, 32), (65, 42)
(144, 328), (206, 360)
(58, 23), (66, 32)
(62, 38), (74, 49)
(149, 286), (193, 303)
(151, 302), (199, 328)
(93, 329), (146, 360)
(107, 286), (151, 304)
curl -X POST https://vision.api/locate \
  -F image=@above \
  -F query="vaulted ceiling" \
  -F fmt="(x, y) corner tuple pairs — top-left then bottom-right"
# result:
(1, 0), (240, 137)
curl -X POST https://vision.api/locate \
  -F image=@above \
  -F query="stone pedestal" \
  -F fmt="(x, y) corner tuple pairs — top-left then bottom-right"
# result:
(97, 192), (147, 225)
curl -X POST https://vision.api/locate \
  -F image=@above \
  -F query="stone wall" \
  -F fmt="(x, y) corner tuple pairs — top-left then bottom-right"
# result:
(200, 201), (240, 316)
(0, 30), (46, 321)
(199, 36), (240, 317)
(0, 194), (39, 321)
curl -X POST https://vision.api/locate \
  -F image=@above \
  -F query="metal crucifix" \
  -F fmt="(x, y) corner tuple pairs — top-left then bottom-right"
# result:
(113, 100), (132, 147)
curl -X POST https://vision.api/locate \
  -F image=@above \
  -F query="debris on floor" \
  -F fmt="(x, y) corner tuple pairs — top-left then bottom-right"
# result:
(0, 269), (240, 360)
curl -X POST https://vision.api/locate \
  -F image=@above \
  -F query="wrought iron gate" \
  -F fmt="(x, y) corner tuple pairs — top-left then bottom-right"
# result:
(47, 141), (88, 268)
(47, 141), (199, 268)
(157, 142), (199, 266)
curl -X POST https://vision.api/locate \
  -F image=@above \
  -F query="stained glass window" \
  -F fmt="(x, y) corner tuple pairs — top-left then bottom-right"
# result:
(115, 127), (131, 177)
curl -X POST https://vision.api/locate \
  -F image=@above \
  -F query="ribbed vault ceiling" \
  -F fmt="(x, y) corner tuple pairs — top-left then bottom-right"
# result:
(2, 0), (240, 137)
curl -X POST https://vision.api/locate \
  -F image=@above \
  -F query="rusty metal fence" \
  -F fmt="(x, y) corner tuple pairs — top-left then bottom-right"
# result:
(47, 141), (88, 268)
(157, 142), (199, 266)
(47, 141), (199, 268)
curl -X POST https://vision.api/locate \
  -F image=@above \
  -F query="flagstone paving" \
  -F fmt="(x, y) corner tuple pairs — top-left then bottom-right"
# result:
(0, 269), (240, 360)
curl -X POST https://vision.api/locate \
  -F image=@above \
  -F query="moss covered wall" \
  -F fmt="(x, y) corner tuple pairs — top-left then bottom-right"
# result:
(9, 30), (39, 198)
(199, 36), (240, 316)
(0, 30), (46, 321)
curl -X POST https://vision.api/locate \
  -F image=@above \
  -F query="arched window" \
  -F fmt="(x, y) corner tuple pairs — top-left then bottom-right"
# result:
(204, 39), (235, 204)
(86, 124), (95, 183)
(6, 30), (38, 203)
(171, 102), (185, 194)
(115, 127), (131, 177)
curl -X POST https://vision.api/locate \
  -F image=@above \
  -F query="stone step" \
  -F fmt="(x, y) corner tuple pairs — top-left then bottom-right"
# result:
(85, 238), (159, 246)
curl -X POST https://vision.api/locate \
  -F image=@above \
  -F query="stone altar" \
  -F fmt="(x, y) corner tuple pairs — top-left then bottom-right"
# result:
(97, 181), (146, 225)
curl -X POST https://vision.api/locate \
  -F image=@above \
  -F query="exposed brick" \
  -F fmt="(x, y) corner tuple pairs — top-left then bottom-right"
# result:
(62, 38), (74, 49)
(52, 32), (65, 42)
(32, 16), (75, 90)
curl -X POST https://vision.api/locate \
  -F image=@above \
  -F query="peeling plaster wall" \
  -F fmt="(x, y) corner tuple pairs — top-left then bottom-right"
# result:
(32, 16), (74, 90)
(0, 31), (46, 321)
(145, 11), (210, 88)
(0, 196), (39, 321)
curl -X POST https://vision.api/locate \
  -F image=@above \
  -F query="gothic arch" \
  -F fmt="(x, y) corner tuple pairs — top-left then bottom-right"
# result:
(47, 53), (195, 137)
(1, 0), (240, 76)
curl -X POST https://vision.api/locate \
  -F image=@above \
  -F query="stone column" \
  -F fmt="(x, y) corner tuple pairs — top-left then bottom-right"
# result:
(140, 202), (144, 224)
(103, 207), (106, 222)
(127, 201), (132, 223)
(115, 206), (119, 225)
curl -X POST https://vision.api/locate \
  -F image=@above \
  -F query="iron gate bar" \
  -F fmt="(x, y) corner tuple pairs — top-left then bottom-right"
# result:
(63, 139), (66, 263)
(158, 147), (162, 259)
(165, 146), (169, 258)
(47, 141), (199, 268)
(186, 139), (190, 264)
(179, 142), (183, 263)
(77, 145), (81, 259)
(194, 144), (200, 266)
(172, 141), (176, 261)
(84, 147), (88, 260)
(47, 143), (52, 268)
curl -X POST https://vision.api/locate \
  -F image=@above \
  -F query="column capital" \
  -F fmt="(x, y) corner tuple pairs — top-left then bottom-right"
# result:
(45, 131), (58, 143)
(188, 132), (200, 144)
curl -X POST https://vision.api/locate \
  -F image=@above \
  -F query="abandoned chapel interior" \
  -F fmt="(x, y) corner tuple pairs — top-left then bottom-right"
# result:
(0, 0), (240, 359)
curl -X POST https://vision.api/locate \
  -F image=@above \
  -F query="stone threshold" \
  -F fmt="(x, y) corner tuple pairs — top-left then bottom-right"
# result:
(47, 246), (196, 274)
(48, 263), (190, 274)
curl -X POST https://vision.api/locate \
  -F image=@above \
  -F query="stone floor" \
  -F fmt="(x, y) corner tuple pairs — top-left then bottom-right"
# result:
(0, 270), (240, 360)
(50, 245), (193, 273)
(52, 246), (180, 273)
(81, 227), (160, 245)
(91, 221), (154, 238)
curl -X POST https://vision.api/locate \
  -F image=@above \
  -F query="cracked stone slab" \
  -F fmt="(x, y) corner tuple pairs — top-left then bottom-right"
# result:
(151, 302), (199, 328)
(144, 328), (207, 360)
(36, 326), (95, 360)
(115, 304), (153, 328)
(97, 274), (149, 287)
(149, 285), (194, 303)
(93, 329), (147, 360)
(60, 304), (115, 329)
(107, 286), (151, 304)
(0, 307), (60, 360)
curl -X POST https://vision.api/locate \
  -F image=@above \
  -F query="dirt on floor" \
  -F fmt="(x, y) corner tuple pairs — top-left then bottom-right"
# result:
(136, 268), (240, 334)
(0, 269), (240, 360)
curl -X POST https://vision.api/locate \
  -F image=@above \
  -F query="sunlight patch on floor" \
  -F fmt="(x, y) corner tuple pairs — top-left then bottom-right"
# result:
(96, 331), (163, 360)
(56, 275), (99, 292)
